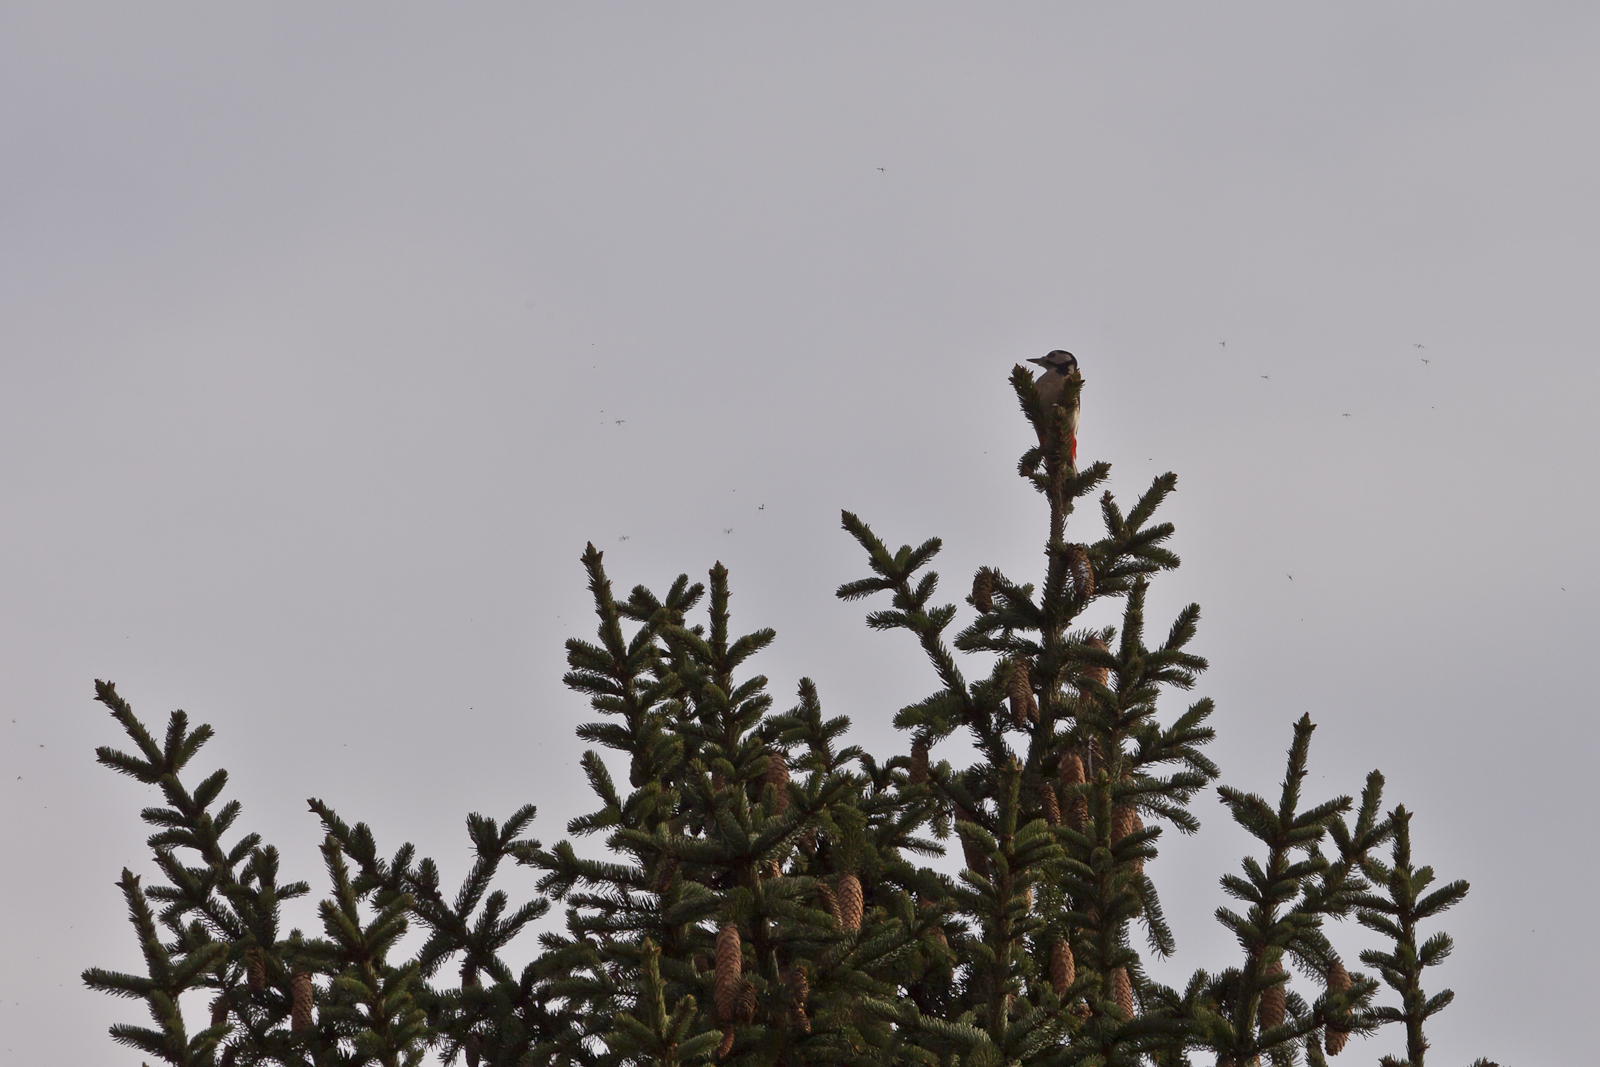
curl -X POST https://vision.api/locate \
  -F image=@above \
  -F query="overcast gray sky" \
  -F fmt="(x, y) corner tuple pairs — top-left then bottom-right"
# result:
(3, 5), (1595, 1064)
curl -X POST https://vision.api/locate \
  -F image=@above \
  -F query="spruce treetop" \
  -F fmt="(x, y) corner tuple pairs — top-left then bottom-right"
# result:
(83, 361), (1491, 1067)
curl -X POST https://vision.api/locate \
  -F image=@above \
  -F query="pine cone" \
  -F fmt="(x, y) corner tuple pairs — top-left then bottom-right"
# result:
(716, 1027), (736, 1060)
(762, 858), (782, 880)
(798, 827), (818, 855)
(1260, 960), (1286, 1030)
(221, 1046), (238, 1067)
(1038, 781), (1061, 825)
(786, 965), (810, 1008)
(245, 949), (266, 993)
(1326, 960), (1351, 1055)
(972, 568), (994, 613)
(464, 1033), (482, 1067)
(1050, 939), (1075, 996)
(1083, 636), (1109, 687)
(786, 968), (811, 1032)
(1112, 803), (1136, 842)
(763, 750), (790, 815)
(917, 899), (950, 951)
(837, 873), (864, 932)
(736, 978), (757, 1023)
(954, 805), (989, 874)
(211, 994), (229, 1028)
(909, 740), (930, 785)
(816, 883), (841, 926)
(1113, 804), (1145, 873)
(1111, 966), (1133, 1019)
(1065, 545), (1094, 599)
(290, 971), (313, 1034)
(1061, 755), (1088, 830)
(1008, 657), (1035, 729)
(654, 853), (679, 894)
(715, 924), (742, 1023)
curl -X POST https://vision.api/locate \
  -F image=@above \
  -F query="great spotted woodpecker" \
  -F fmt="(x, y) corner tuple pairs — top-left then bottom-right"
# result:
(1026, 350), (1080, 464)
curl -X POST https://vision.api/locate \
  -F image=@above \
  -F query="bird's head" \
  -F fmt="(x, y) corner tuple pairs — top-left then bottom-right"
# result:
(1028, 350), (1079, 377)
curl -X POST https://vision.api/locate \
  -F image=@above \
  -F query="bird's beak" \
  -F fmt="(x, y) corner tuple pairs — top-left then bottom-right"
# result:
(1026, 357), (1050, 368)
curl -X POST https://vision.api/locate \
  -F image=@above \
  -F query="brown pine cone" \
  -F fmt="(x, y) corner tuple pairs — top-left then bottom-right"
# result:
(1009, 658), (1035, 729)
(837, 873), (864, 932)
(909, 740), (930, 785)
(1260, 960), (1286, 1030)
(1111, 966), (1133, 1019)
(290, 971), (313, 1034)
(1083, 636), (1109, 687)
(763, 750), (790, 815)
(816, 883), (841, 926)
(797, 827), (818, 856)
(1113, 804), (1145, 873)
(1061, 755), (1088, 830)
(654, 853), (679, 894)
(1112, 803), (1136, 842)
(1050, 940), (1075, 997)
(1065, 545), (1094, 599)
(917, 899), (950, 951)
(962, 836), (990, 874)
(245, 949), (266, 993)
(954, 806), (990, 874)
(790, 1003), (811, 1034)
(786, 965), (810, 1008)
(1326, 959), (1351, 1055)
(464, 1033), (482, 1067)
(1037, 781), (1062, 825)
(714, 924), (742, 1023)
(210, 994), (229, 1028)
(736, 978), (757, 1023)
(972, 568), (995, 613)
(221, 1047), (238, 1067)
(716, 1027), (736, 1060)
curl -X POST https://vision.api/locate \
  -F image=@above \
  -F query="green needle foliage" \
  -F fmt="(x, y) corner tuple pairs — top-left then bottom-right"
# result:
(84, 365), (1496, 1067)
(1355, 808), (1473, 1067)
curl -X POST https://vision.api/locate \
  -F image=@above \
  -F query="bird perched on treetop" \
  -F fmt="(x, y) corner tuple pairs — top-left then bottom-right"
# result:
(1027, 350), (1081, 463)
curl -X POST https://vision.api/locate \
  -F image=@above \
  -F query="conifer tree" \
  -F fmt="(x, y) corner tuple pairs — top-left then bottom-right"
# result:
(833, 366), (1218, 1065)
(524, 548), (944, 1067)
(84, 362), (1498, 1067)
